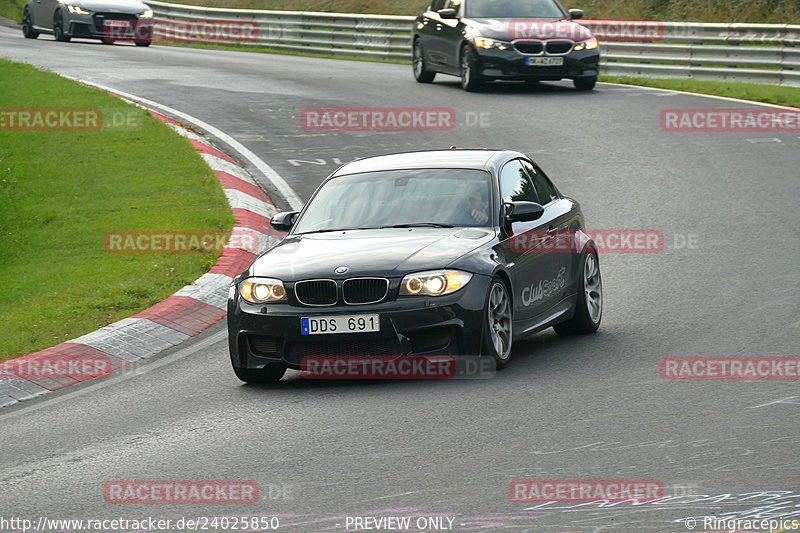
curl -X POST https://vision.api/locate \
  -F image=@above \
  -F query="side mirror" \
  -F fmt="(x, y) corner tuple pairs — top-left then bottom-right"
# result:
(270, 211), (299, 231)
(569, 8), (584, 19)
(438, 8), (457, 19)
(505, 201), (544, 223)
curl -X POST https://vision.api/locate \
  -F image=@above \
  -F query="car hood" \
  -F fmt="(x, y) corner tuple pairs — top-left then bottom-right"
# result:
(250, 228), (496, 280)
(466, 17), (593, 42)
(73, 0), (149, 14)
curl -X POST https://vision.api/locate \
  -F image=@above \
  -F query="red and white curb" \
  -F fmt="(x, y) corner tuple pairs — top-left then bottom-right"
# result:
(0, 109), (286, 407)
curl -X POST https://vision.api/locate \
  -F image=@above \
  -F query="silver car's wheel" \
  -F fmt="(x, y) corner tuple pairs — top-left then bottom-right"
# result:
(484, 280), (513, 368)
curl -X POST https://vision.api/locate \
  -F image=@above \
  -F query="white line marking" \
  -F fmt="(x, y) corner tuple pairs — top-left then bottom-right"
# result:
(599, 81), (800, 112)
(751, 396), (800, 409)
(64, 77), (304, 211)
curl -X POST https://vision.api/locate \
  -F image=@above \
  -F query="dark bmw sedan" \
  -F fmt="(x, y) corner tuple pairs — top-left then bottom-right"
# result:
(227, 150), (602, 383)
(412, 0), (599, 91)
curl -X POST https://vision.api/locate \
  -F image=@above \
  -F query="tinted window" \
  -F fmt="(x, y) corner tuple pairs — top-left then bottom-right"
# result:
(429, 0), (446, 11)
(466, 0), (564, 18)
(522, 160), (558, 204)
(500, 159), (537, 204)
(293, 169), (493, 233)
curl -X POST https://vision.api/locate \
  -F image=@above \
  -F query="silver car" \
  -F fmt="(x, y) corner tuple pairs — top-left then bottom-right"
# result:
(22, 0), (154, 46)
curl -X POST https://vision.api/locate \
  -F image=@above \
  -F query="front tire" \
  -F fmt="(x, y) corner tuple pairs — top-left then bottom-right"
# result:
(460, 45), (484, 92)
(412, 39), (435, 83)
(22, 8), (39, 39)
(483, 279), (513, 369)
(574, 77), (597, 91)
(233, 363), (287, 384)
(554, 249), (602, 335)
(53, 11), (70, 42)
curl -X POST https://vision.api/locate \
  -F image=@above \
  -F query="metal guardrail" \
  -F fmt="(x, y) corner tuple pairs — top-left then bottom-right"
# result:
(146, 1), (800, 87)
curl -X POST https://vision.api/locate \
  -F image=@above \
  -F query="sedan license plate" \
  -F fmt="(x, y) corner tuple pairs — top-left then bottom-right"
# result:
(104, 20), (130, 28)
(526, 57), (564, 66)
(301, 315), (379, 335)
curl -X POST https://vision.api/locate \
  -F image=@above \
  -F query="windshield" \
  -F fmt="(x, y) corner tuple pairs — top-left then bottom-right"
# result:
(466, 0), (565, 18)
(293, 169), (493, 234)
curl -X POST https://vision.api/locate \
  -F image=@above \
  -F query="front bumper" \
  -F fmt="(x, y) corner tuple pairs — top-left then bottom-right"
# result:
(64, 12), (153, 41)
(473, 46), (599, 81)
(227, 274), (491, 370)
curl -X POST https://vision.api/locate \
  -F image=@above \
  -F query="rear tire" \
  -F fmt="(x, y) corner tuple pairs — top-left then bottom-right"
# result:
(233, 363), (287, 384)
(135, 39), (151, 47)
(554, 249), (602, 335)
(460, 45), (484, 92)
(53, 11), (70, 42)
(101, 36), (115, 45)
(574, 77), (597, 91)
(412, 39), (435, 83)
(483, 278), (513, 369)
(22, 8), (39, 39)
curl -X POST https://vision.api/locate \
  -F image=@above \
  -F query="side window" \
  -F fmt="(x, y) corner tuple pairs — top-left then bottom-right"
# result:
(500, 159), (537, 204)
(429, 0), (446, 11)
(522, 160), (558, 205)
(444, 0), (462, 13)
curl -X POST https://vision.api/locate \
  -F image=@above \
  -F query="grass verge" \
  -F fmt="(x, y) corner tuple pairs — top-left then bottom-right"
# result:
(599, 76), (800, 109)
(0, 0), (22, 22)
(0, 58), (234, 359)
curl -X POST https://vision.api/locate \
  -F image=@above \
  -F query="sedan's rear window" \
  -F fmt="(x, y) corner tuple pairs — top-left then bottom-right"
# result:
(293, 169), (493, 233)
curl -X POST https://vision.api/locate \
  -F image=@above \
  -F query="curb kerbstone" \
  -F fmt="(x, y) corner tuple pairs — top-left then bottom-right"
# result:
(0, 107), (288, 407)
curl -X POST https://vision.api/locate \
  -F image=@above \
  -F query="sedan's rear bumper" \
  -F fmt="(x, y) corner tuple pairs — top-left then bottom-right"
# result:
(227, 274), (491, 371)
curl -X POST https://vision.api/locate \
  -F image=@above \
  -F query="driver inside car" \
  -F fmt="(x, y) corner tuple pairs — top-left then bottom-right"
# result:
(459, 185), (490, 225)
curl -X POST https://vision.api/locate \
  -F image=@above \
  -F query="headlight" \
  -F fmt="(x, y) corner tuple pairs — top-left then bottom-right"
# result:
(573, 38), (598, 51)
(239, 277), (287, 303)
(474, 37), (510, 50)
(400, 270), (473, 297)
(67, 5), (90, 14)
(139, 8), (153, 18)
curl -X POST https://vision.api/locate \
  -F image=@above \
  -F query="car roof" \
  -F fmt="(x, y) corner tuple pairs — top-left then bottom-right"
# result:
(330, 149), (527, 177)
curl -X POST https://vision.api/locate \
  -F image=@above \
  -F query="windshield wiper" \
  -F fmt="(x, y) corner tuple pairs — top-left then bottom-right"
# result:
(385, 223), (455, 229)
(295, 227), (382, 235)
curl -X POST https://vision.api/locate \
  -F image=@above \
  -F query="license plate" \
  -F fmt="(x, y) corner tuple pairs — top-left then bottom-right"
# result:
(104, 20), (130, 28)
(526, 57), (564, 66)
(301, 315), (379, 335)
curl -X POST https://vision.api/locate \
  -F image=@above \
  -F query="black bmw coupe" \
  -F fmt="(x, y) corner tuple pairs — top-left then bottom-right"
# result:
(227, 149), (602, 382)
